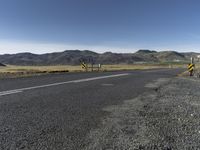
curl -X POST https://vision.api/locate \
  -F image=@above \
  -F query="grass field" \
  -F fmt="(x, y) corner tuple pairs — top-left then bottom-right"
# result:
(0, 65), (80, 73)
(0, 64), (187, 78)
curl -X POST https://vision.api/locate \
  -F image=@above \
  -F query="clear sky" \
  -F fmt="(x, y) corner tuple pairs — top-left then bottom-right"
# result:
(0, 0), (200, 54)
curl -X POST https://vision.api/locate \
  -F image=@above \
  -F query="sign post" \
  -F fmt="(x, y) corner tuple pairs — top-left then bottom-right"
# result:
(80, 58), (101, 72)
(188, 57), (195, 76)
(81, 62), (87, 72)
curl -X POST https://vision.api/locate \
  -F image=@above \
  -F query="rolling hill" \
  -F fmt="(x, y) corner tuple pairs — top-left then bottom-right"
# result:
(0, 50), (197, 65)
(0, 63), (6, 66)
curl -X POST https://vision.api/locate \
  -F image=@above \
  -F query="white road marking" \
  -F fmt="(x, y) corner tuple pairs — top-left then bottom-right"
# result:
(0, 90), (22, 96)
(73, 73), (129, 83)
(0, 73), (129, 96)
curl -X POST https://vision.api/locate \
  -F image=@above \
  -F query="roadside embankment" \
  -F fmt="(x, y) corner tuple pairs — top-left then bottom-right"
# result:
(84, 77), (200, 149)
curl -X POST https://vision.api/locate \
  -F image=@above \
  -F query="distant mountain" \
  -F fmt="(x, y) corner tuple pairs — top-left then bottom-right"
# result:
(0, 63), (6, 66)
(0, 50), (198, 65)
(182, 52), (200, 60)
(135, 49), (157, 54)
(155, 51), (186, 62)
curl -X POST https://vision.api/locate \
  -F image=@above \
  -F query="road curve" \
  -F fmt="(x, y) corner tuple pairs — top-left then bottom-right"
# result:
(0, 68), (183, 149)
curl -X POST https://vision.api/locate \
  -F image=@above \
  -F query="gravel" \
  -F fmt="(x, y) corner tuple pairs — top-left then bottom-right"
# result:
(84, 77), (200, 150)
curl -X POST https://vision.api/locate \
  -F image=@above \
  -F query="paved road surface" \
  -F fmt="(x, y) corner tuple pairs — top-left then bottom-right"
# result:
(0, 69), (183, 149)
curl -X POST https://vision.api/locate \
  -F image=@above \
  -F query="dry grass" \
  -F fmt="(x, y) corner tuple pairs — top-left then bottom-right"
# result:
(0, 64), (186, 78)
(0, 65), (79, 78)
(102, 64), (185, 71)
(0, 65), (80, 73)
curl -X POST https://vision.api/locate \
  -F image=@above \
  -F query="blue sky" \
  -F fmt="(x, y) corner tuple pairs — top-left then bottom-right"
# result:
(0, 0), (200, 54)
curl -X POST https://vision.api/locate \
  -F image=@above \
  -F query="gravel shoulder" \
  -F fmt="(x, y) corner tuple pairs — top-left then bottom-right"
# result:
(84, 77), (200, 150)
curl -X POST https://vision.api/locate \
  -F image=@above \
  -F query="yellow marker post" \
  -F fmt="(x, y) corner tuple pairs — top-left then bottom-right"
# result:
(188, 63), (194, 76)
(81, 62), (88, 71)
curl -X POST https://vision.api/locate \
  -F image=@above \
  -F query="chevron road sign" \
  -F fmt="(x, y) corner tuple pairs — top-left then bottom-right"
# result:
(81, 62), (87, 69)
(188, 63), (195, 76)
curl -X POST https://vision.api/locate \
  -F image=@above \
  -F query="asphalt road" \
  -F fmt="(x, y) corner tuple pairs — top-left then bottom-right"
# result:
(0, 69), (183, 150)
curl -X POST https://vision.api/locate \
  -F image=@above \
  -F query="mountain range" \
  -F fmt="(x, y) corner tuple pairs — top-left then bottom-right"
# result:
(0, 50), (199, 66)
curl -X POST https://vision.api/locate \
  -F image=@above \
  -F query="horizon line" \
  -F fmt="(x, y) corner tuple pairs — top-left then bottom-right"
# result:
(0, 40), (199, 54)
(0, 49), (199, 55)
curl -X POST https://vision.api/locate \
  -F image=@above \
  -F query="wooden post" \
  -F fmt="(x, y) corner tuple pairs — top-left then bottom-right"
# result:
(190, 57), (194, 76)
(91, 63), (93, 72)
(86, 64), (88, 72)
(191, 57), (194, 64)
(98, 64), (101, 72)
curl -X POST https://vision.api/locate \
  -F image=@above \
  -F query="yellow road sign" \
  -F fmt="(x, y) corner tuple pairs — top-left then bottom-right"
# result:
(81, 62), (86, 69)
(188, 63), (194, 72)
